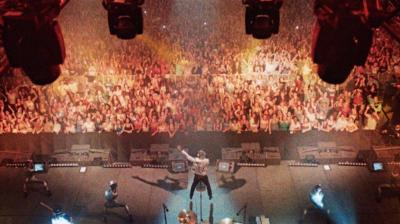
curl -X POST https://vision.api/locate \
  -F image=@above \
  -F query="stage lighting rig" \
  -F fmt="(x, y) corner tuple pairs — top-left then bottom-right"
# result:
(102, 0), (144, 39)
(2, 0), (68, 85)
(242, 0), (283, 39)
(312, 0), (399, 84)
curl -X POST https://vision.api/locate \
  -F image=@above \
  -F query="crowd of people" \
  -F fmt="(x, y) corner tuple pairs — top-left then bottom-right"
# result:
(0, 0), (399, 137)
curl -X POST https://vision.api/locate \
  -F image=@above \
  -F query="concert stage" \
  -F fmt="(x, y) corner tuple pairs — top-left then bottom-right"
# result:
(0, 162), (399, 224)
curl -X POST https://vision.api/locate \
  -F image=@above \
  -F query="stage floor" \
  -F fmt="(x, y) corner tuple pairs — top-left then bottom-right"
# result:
(0, 162), (399, 224)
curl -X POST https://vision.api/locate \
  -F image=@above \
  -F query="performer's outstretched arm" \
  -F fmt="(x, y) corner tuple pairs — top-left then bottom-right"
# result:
(177, 146), (196, 162)
(181, 150), (196, 163)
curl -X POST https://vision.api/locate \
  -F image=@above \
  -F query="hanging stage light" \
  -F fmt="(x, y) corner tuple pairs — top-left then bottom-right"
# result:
(2, 0), (67, 85)
(102, 0), (144, 39)
(243, 0), (283, 39)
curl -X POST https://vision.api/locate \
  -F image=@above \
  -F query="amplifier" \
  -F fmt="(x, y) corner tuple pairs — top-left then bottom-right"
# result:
(264, 147), (281, 165)
(130, 148), (170, 165)
(221, 146), (269, 163)
(298, 145), (357, 163)
(130, 148), (152, 164)
(88, 149), (111, 163)
(52, 148), (111, 165)
(373, 146), (400, 162)
(221, 147), (242, 160)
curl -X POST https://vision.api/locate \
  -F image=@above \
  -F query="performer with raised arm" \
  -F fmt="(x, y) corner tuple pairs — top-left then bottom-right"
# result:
(177, 145), (212, 200)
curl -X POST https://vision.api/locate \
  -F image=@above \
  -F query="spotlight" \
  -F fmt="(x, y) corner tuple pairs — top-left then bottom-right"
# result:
(2, 0), (67, 85)
(102, 0), (144, 39)
(243, 0), (283, 39)
(312, 0), (374, 84)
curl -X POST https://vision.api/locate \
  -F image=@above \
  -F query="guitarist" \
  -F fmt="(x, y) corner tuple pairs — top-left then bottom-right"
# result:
(104, 180), (133, 222)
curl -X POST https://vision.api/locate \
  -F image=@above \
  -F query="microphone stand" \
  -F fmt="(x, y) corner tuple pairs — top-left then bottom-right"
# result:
(236, 203), (247, 224)
(40, 202), (54, 213)
(163, 203), (169, 224)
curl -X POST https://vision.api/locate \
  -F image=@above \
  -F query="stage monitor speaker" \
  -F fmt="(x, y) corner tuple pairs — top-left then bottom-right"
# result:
(369, 161), (385, 172)
(217, 160), (235, 173)
(264, 147), (281, 165)
(170, 160), (188, 173)
(33, 162), (47, 173)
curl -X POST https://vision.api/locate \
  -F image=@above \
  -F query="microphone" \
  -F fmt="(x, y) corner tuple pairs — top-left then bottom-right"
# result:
(163, 203), (169, 212)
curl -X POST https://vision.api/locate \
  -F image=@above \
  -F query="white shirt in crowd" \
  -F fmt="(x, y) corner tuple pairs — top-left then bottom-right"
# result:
(83, 119), (96, 132)
(53, 122), (61, 134)
(181, 150), (209, 176)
